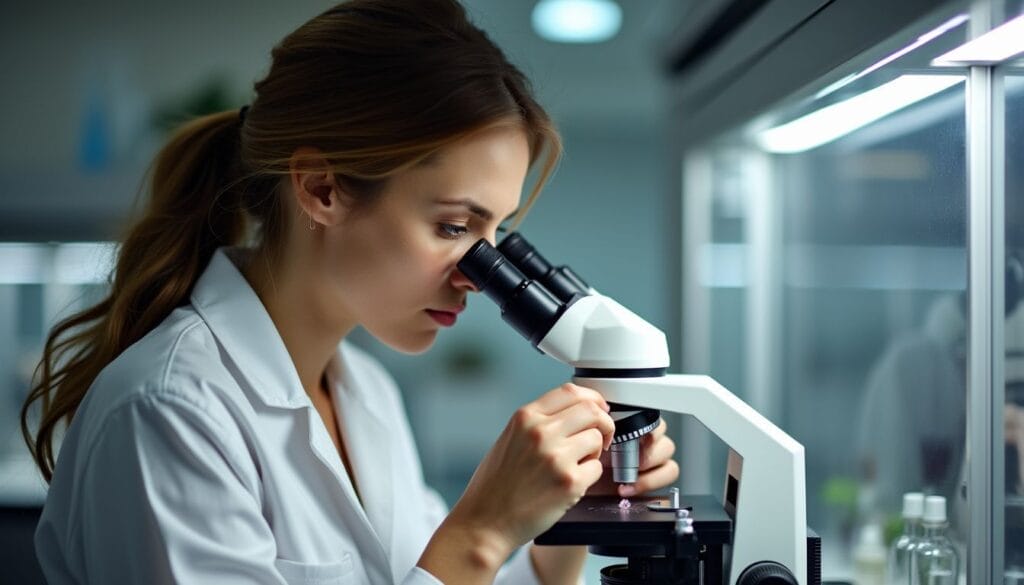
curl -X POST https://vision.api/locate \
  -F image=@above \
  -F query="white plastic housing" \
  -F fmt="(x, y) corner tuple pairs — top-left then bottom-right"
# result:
(533, 293), (808, 583)
(579, 374), (809, 585)
(537, 294), (670, 369)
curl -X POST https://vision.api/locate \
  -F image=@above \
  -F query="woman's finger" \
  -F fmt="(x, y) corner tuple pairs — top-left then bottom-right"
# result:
(640, 435), (676, 471)
(619, 459), (680, 497)
(533, 383), (609, 415)
(551, 401), (615, 446)
(643, 419), (667, 445)
(566, 427), (606, 464)
(577, 458), (605, 493)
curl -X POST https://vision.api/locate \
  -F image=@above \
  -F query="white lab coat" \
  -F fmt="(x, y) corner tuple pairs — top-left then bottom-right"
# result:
(36, 247), (543, 585)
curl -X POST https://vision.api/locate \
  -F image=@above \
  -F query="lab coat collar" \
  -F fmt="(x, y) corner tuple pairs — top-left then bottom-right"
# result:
(191, 248), (399, 570)
(190, 247), (310, 410)
(327, 346), (399, 571)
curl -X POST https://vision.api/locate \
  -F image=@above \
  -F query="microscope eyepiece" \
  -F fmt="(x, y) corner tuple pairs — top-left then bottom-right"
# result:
(496, 233), (548, 281)
(457, 239), (565, 346)
(458, 239), (522, 301)
(497, 233), (590, 303)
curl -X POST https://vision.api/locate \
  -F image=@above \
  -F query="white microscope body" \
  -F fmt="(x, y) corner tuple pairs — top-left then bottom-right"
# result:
(538, 293), (809, 585)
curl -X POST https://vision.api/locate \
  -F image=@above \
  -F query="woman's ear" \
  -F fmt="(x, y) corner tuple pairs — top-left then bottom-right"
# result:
(288, 146), (350, 228)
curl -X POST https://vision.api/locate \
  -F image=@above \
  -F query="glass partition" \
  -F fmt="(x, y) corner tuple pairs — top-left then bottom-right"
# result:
(684, 12), (972, 580)
(1002, 61), (1024, 583)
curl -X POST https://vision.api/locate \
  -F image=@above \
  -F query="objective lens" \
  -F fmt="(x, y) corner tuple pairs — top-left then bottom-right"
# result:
(498, 233), (590, 303)
(457, 239), (565, 346)
(608, 406), (662, 484)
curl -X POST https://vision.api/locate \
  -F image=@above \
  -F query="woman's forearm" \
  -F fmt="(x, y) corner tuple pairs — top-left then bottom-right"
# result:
(529, 544), (587, 585)
(417, 516), (514, 584)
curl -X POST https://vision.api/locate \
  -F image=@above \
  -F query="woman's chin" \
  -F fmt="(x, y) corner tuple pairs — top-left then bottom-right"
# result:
(377, 329), (438, 355)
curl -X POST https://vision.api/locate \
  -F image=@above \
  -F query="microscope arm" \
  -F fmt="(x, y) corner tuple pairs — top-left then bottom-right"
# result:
(574, 374), (808, 585)
(455, 239), (810, 584)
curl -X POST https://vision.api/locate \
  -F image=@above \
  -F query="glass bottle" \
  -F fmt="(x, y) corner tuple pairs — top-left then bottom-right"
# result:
(910, 495), (959, 585)
(853, 523), (886, 585)
(887, 492), (924, 585)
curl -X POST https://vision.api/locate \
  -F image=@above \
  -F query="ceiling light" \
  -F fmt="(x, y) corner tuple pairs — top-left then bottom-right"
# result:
(933, 13), (1024, 65)
(758, 75), (965, 153)
(532, 0), (622, 44)
(815, 14), (968, 100)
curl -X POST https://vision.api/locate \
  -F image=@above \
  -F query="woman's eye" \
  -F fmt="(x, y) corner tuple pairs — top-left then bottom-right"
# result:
(438, 223), (469, 239)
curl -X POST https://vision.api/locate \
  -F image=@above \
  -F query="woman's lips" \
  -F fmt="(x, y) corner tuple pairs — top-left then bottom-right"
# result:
(425, 309), (457, 327)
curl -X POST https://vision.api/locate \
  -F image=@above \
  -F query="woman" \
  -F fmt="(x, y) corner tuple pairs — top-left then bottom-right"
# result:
(21, 1), (679, 583)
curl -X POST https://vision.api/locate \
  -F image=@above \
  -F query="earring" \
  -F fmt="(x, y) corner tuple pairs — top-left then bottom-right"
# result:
(308, 213), (316, 231)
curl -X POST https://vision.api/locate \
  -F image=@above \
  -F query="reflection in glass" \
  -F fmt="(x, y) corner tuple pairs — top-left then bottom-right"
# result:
(691, 27), (971, 578)
(790, 81), (968, 566)
(1003, 70), (1024, 584)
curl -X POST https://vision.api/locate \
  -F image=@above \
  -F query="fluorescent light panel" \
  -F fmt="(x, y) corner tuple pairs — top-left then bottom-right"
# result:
(860, 14), (969, 78)
(532, 0), (622, 43)
(933, 13), (1024, 64)
(814, 14), (968, 100)
(759, 75), (964, 154)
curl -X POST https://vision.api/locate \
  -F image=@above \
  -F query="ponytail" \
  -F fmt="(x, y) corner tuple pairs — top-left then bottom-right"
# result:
(21, 110), (252, 482)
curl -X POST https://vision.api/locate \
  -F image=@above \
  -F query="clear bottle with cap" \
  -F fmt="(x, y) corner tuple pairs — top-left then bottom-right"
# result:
(910, 495), (959, 585)
(887, 492), (924, 585)
(853, 522), (887, 585)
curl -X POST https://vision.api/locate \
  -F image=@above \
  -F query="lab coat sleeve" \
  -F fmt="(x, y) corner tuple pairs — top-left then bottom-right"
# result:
(405, 541), (579, 585)
(406, 485), (571, 585)
(496, 546), (547, 585)
(67, 390), (288, 585)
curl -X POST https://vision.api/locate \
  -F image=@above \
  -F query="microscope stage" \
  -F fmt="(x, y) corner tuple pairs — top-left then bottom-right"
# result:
(534, 494), (732, 549)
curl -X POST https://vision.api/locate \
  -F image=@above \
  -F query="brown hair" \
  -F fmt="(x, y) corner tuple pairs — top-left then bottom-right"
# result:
(22, 0), (561, 482)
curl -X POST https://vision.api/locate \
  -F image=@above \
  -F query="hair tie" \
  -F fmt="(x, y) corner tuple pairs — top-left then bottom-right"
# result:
(239, 105), (250, 122)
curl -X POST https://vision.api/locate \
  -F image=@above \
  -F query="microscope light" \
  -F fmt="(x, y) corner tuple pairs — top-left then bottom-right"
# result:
(531, 0), (622, 44)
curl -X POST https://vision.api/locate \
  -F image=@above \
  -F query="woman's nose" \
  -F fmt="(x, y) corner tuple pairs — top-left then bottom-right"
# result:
(450, 267), (479, 293)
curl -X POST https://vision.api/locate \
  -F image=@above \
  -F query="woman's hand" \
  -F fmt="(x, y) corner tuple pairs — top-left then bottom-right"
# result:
(585, 418), (679, 498)
(445, 383), (616, 558)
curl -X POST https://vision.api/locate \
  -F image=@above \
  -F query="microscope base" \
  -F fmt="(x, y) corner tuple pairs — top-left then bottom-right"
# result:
(535, 495), (820, 585)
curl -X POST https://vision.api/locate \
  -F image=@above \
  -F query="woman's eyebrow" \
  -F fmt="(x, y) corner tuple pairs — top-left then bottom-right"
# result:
(435, 198), (493, 221)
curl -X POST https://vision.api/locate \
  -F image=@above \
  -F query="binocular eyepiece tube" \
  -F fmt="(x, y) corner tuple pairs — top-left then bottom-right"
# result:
(456, 238), (566, 346)
(496, 233), (591, 304)
(456, 233), (594, 346)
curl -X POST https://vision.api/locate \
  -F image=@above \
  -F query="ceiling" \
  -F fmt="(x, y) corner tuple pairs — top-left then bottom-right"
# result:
(458, 0), (689, 130)
(0, 1), (695, 172)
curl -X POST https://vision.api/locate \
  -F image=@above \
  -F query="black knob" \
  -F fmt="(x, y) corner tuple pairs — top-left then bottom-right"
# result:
(736, 561), (799, 585)
(607, 404), (661, 444)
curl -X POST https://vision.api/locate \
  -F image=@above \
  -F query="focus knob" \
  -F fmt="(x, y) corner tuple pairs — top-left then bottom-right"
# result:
(608, 405), (660, 444)
(736, 561), (798, 585)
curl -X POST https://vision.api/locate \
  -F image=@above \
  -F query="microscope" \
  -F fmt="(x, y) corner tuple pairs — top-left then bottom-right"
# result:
(457, 234), (821, 585)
